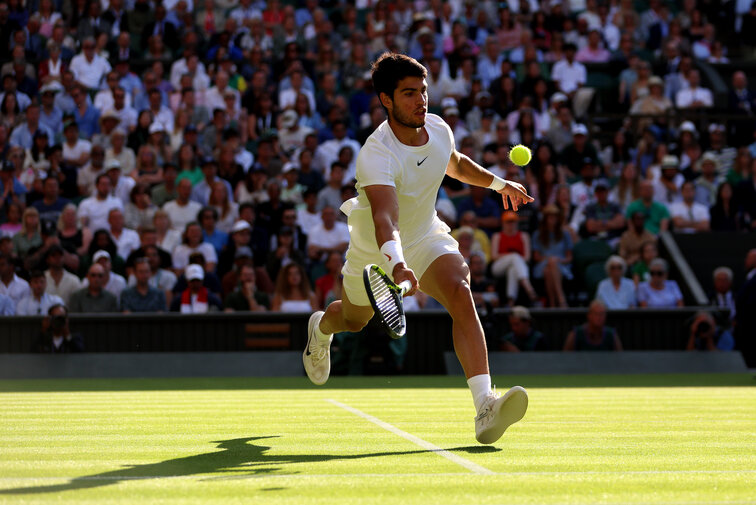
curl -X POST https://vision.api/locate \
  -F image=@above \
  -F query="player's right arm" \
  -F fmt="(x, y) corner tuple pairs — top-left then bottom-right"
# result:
(364, 184), (419, 295)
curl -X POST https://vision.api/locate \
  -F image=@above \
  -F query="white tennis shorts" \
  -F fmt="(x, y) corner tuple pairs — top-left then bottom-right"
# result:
(341, 213), (460, 307)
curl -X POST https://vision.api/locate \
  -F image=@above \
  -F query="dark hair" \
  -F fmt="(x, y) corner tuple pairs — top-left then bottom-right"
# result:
(47, 303), (68, 316)
(371, 52), (427, 111)
(88, 229), (118, 258)
(198, 206), (218, 221)
(95, 173), (110, 185)
(29, 270), (45, 280)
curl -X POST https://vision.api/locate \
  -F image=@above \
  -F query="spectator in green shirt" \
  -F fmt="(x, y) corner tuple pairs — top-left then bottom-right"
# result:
(223, 264), (269, 312)
(625, 180), (670, 235)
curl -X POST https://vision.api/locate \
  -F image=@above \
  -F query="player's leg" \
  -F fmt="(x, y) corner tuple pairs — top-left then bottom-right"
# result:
(304, 265), (374, 386)
(419, 252), (528, 444)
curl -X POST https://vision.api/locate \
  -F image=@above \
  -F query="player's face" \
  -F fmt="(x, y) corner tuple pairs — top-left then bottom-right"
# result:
(387, 77), (427, 129)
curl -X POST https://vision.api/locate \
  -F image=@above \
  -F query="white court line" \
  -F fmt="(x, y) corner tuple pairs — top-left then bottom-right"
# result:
(326, 398), (494, 475)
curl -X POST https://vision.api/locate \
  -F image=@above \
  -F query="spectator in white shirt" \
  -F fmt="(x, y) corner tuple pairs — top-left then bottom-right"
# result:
(62, 120), (91, 169)
(44, 245), (82, 306)
(675, 69), (713, 110)
(670, 181), (710, 233)
(83, 250), (127, 300)
(312, 120), (361, 175)
(105, 158), (136, 205)
(204, 70), (241, 114)
(307, 206), (350, 263)
(0, 252), (31, 305)
(278, 69), (316, 112)
(15, 271), (64, 316)
(77, 173), (124, 233)
(108, 208), (140, 260)
(171, 222), (218, 273)
(163, 179), (203, 232)
(551, 43), (587, 97)
(69, 37), (112, 90)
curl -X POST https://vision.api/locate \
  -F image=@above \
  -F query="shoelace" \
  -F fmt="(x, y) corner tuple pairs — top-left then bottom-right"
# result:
(475, 387), (501, 422)
(308, 340), (328, 364)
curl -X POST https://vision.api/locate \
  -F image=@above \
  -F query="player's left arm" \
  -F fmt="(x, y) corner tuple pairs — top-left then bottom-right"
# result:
(446, 148), (534, 211)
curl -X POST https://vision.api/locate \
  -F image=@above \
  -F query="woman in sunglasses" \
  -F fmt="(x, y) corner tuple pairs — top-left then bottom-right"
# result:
(637, 258), (684, 308)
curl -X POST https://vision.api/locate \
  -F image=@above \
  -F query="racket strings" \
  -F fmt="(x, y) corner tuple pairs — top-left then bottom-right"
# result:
(368, 273), (402, 330)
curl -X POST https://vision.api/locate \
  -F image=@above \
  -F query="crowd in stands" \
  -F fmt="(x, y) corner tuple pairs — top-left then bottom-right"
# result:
(0, 0), (755, 320)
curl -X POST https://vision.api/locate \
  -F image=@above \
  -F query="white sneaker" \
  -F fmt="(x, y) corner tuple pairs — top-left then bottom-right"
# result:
(303, 311), (332, 385)
(475, 386), (528, 444)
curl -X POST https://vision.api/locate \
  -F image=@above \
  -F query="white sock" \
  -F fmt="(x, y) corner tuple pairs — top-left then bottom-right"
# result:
(315, 320), (332, 343)
(467, 374), (492, 413)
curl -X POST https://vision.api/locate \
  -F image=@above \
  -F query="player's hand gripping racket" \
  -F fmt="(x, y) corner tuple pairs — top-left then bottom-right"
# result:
(363, 264), (412, 339)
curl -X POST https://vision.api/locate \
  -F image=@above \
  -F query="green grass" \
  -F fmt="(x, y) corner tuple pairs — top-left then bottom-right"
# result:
(1, 375), (755, 505)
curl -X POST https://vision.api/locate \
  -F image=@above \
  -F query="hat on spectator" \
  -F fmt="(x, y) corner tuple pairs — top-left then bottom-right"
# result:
(186, 264), (204, 281)
(105, 159), (121, 171)
(572, 123), (588, 136)
(457, 226), (474, 237)
(441, 97), (458, 110)
(282, 161), (298, 174)
(234, 246), (253, 259)
(93, 250), (111, 263)
(679, 121), (697, 135)
(100, 109), (120, 124)
(281, 109), (298, 129)
(416, 25), (434, 37)
(184, 124), (198, 134)
(148, 122), (165, 135)
(201, 156), (217, 167)
(698, 152), (720, 171)
(510, 305), (531, 321)
(542, 204), (561, 215)
(708, 123), (725, 133)
(550, 92), (568, 104)
(661, 154), (680, 169)
(501, 211), (518, 222)
(594, 178), (610, 190)
(648, 76), (664, 88)
(40, 81), (63, 94)
(231, 220), (251, 233)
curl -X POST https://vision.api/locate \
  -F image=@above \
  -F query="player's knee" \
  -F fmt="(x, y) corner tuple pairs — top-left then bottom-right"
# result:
(343, 316), (368, 333)
(449, 277), (473, 304)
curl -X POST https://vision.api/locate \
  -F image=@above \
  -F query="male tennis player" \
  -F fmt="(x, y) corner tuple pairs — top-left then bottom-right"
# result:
(304, 53), (533, 444)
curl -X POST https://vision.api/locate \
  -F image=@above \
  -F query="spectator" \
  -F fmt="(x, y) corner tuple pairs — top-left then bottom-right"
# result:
(16, 270), (63, 316)
(170, 264), (223, 313)
(43, 244), (82, 306)
(736, 154), (756, 230)
(669, 181), (710, 233)
(575, 29), (610, 63)
(452, 211), (492, 262)
(686, 311), (735, 352)
(9, 103), (55, 149)
(307, 206), (349, 263)
(77, 173), (123, 234)
(564, 300), (623, 351)
(266, 226), (306, 283)
(582, 179), (625, 242)
(0, 158), (26, 213)
(710, 266), (736, 322)
(629, 75), (672, 119)
(127, 244), (177, 308)
(224, 263), (270, 312)
(562, 126), (601, 179)
(490, 211), (538, 305)
(33, 304), (84, 353)
(124, 184), (157, 231)
(551, 42), (586, 98)
(69, 263), (119, 313)
(163, 179), (203, 232)
(638, 258), (684, 308)
(314, 251), (343, 310)
(83, 250), (127, 301)
(108, 208), (140, 260)
(208, 180), (239, 234)
(191, 157), (233, 207)
(694, 153), (725, 208)
(0, 292), (14, 315)
(710, 182), (741, 232)
(675, 69), (713, 110)
(625, 180), (670, 235)
(468, 251), (499, 309)
(198, 206), (228, 257)
(456, 186), (502, 236)
(150, 162), (178, 208)
(619, 211), (657, 266)
(120, 258), (167, 313)
(501, 306), (547, 352)
(0, 202), (21, 238)
(172, 222), (218, 274)
(271, 262), (316, 313)
(653, 155), (684, 205)
(596, 255), (637, 309)
(0, 251), (30, 305)
(316, 162), (346, 211)
(32, 177), (69, 230)
(153, 210), (182, 255)
(12, 207), (42, 260)
(532, 205), (573, 308)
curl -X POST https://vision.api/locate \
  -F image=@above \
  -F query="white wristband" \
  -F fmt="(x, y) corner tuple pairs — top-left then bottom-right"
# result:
(380, 240), (406, 271)
(487, 175), (506, 191)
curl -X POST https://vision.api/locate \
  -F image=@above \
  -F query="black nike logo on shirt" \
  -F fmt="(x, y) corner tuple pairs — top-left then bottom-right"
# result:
(417, 156), (428, 166)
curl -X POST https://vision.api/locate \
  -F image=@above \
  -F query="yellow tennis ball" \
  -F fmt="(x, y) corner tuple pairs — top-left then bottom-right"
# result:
(509, 145), (532, 166)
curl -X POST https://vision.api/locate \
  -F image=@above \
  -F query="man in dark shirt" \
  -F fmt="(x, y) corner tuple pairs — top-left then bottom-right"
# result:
(33, 303), (85, 353)
(223, 264), (269, 312)
(582, 179), (625, 240)
(121, 258), (166, 312)
(501, 306), (547, 352)
(31, 177), (69, 229)
(68, 264), (119, 313)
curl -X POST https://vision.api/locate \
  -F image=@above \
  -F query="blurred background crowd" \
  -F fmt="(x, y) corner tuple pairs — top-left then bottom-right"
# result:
(0, 0), (754, 318)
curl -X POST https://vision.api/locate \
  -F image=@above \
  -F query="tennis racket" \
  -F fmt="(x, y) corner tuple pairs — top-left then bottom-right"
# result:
(363, 264), (412, 339)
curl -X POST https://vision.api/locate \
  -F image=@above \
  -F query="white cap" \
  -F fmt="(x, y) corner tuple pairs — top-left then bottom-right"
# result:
(231, 220), (251, 233)
(679, 121), (697, 134)
(572, 123), (588, 136)
(148, 122), (165, 134)
(444, 107), (460, 116)
(186, 264), (204, 281)
(105, 158), (121, 171)
(280, 109), (298, 129)
(440, 97), (458, 110)
(282, 161), (298, 174)
(93, 250), (111, 263)
(661, 154), (680, 169)
(708, 123), (725, 133)
(551, 92), (568, 104)
(40, 81), (64, 94)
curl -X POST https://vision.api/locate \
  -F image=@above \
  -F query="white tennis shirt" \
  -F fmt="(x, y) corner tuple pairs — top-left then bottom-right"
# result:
(341, 114), (454, 250)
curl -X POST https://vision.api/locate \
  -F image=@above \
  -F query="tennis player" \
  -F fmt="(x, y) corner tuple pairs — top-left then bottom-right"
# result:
(304, 53), (533, 444)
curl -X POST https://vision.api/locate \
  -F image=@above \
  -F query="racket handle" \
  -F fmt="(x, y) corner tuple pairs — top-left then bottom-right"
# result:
(398, 280), (412, 295)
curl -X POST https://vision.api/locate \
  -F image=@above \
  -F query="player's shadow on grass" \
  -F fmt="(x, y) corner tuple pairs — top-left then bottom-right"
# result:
(1, 436), (499, 495)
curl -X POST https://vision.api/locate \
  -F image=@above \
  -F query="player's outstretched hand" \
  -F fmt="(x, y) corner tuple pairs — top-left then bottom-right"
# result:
(497, 181), (534, 211)
(393, 264), (420, 296)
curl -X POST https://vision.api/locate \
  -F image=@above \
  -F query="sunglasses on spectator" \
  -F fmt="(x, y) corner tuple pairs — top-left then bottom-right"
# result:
(650, 271), (666, 276)
(609, 265), (623, 270)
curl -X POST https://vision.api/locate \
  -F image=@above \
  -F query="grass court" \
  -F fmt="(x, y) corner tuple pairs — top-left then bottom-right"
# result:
(1, 374), (755, 505)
